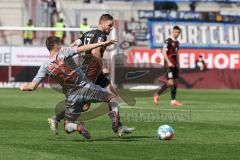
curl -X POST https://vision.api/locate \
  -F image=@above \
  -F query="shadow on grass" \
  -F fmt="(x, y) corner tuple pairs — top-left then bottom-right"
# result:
(50, 135), (154, 142)
(183, 103), (202, 106)
(74, 135), (155, 142)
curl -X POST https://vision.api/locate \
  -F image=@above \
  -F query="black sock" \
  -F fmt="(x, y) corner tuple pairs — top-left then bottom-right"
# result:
(171, 84), (177, 100)
(118, 112), (123, 127)
(156, 82), (168, 96)
(55, 110), (65, 122)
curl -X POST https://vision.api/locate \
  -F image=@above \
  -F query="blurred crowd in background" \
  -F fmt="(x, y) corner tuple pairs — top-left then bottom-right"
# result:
(1, 0), (240, 46)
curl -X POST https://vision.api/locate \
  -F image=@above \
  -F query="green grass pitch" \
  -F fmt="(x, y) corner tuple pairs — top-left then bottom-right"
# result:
(0, 88), (240, 160)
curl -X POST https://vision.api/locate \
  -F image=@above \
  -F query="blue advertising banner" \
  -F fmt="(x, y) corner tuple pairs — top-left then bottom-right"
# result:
(138, 10), (240, 22)
(139, 10), (202, 20)
(149, 21), (240, 49)
(104, 0), (239, 2)
(154, 0), (240, 2)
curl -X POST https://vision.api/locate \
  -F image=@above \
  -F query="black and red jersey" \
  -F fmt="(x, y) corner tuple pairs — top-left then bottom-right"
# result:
(79, 29), (107, 56)
(78, 29), (107, 82)
(163, 37), (180, 66)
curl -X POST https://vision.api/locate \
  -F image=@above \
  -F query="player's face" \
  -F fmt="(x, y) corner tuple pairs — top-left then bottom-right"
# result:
(172, 29), (181, 39)
(54, 42), (61, 51)
(101, 20), (114, 35)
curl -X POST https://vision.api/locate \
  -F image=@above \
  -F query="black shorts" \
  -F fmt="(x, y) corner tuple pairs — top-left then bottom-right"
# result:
(95, 72), (110, 88)
(167, 67), (179, 79)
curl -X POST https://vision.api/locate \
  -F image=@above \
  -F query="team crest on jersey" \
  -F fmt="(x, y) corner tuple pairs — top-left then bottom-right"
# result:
(98, 37), (104, 42)
(171, 42), (175, 46)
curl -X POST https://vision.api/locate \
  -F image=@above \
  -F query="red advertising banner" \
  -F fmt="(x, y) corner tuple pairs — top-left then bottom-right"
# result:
(124, 48), (240, 89)
(126, 48), (240, 69)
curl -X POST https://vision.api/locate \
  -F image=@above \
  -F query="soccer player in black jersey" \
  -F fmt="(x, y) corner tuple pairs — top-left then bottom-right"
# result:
(72, 14), (113, 88)
(72, 14), (119, 113)
(154, 26), (183, 107)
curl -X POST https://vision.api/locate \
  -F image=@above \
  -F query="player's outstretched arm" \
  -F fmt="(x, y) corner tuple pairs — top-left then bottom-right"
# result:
(77, 40), (117, 53)
(70, 39), (81, 47)
(20, 82), (38, 91)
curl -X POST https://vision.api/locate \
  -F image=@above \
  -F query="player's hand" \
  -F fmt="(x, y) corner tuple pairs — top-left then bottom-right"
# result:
(19, 84), (25, 91)
(102, 68), (110, 74)
(103, 40), (117, 46)
(167, 61), (174, 67)
(19, 82), (37, 91)
(82, 103), (91, 112)
(70, 39), (81, 47)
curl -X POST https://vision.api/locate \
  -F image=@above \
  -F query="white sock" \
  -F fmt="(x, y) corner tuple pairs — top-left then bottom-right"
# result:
(65, 122), (78, 133)
(110, 98), (120, 113)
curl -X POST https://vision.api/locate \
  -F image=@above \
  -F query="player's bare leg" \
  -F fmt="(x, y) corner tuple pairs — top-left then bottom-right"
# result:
(154, 79), (173, 105)
(82, 103), (91, 111)
(170, 79), (183, 107)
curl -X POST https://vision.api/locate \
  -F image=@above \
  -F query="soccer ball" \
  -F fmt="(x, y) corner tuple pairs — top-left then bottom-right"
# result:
(157, 125), (174, 140)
